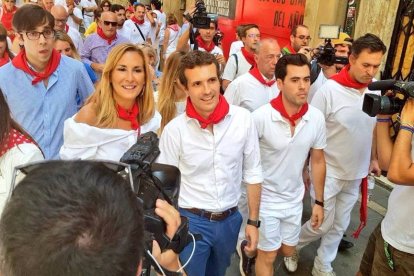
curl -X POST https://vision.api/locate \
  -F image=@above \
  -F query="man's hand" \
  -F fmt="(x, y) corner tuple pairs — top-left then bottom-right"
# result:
(369, 159), (381, 177)
(311, 204), (324, 229)
(244, 224), (259, 256)
(401, 98), (414, 123)
(91, 63), (105, 73)
(298, 46), (312, 60)
(215, 54), (226, 65)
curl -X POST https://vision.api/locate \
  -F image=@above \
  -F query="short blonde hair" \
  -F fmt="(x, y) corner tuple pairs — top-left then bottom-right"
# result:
(86, 43), (155, 128)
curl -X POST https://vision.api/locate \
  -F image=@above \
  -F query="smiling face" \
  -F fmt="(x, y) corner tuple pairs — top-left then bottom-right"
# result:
(134, 5), (145, 21)
(3, 0), (16, 12)
(184, 63), (220, 119)
(111, 50), (146, 108)
(277, 64), (311, 108)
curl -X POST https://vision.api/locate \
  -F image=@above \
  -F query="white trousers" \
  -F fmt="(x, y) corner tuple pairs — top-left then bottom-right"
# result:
(298, 176), (361, 272)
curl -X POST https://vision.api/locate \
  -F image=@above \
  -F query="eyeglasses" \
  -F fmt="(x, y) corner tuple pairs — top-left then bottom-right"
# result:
(9, 160), (135, 202)
(22, 29), (55, 40)
(246, 34), (260, 39)
(103, 20), (118, 27)
(295, 35), (312, 41)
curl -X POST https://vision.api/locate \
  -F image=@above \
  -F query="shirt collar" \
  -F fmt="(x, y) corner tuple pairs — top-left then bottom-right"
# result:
(271, 104), (310, 122)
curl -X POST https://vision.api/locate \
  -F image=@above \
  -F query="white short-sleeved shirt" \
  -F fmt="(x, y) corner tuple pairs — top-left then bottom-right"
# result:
(123, 19), (151, 44)
(224, 72), (279, 112)
(67, 26), (84, 52)
(67, 7), (83, 31)
(308, 70), (328, 103)
(229, 40), (244, 56)
(222, 51), (253, 82)
(79, 0), (96, 17)
(311, 80), (380, 180)
(157, 105), (263, 212)
(60, 112), (161, 161)
(192, 44), (223, 56)
(253, 104), (326, 209)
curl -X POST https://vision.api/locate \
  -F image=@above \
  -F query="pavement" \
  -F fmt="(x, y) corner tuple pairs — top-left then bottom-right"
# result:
(225, 178), (392, 276)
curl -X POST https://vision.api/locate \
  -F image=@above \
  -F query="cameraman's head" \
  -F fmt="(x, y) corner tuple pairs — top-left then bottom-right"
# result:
(331, 32), (352, 71)
(0, 161), (144, 276)
(348, 33), (386, 84)
(240, 24), (260, 52)
(290, 24), (311, 52)
(198, 20), (218, 45)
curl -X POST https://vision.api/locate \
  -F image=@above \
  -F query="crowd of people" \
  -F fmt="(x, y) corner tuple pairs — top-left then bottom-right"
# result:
(0, 0), (413, 276)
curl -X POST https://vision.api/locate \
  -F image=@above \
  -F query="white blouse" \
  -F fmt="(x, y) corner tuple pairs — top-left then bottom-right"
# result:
(60, 112), (161, 161)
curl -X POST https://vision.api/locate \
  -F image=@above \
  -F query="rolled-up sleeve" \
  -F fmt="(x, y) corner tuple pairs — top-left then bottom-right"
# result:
(242, 113), (263, 185)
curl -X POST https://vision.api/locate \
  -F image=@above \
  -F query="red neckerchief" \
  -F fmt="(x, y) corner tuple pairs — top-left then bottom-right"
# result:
(65, 24), (69, 33)
(186, 95), (229, 129)
(168, 24), (179, 32)
(0, 51), (10, 67)
(12, 48), (61, 85)
(331, 64), (370, 89)
(249, 66), (275, 87)
(96, 26), (117, 44)
(270, 93), (308, 126)
(1, 5), (17, 39)
(131, 16), (144, 25)
(352, 177), (368, 239)
(0, 128), (33, 158)
(241, 47), (255, 66)
(196, 35), (215, 53)
(283, 44), (297, 54)
(117, 102), (140, 130)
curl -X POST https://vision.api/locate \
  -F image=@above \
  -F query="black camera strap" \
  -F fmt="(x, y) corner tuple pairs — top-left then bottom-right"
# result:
(134, 23), (146, 42)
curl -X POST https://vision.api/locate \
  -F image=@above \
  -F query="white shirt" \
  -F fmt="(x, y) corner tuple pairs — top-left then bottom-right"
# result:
(79, 0), (96, 17)
(229, 40), (244, 56)
(222, 50), (253, 82)
(192, 44), (223, 56)
(67, 25), (84, 51)
(123, 19), (151, 44)
(67, 7), (83, 31)
(158, 105), (263, 212)
(60, 112), (161, 161)
(311, 80), (380, 180)
(152, 10), (166, 45)
(165, 26), (180, 56)
(0, 144), (44, 215)
(224, 72), (279, 112)
(253, 104), (326, 209)
(308, 70), (328, 103)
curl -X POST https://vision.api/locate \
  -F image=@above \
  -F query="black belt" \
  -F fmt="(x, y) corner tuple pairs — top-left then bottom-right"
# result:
(184, 206), (238, 221)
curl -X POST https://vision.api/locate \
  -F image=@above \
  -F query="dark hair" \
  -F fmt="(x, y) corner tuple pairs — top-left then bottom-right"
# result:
(351, 33), (387, 57)
(241, 24), (259, 38)
(236, 24), (245, 38)
(178, 50), (220, 88)
(134, 3), (145, 11)
(150, 0), (162, 10)
(0, 161), (144, 276)
(100, 0), (111, 9)
(0, 24), (14, 60)
(0, 91), (34, 147)
(94, 8), (103, 21)
(166, 13), (177, 26)
(110, 4), (125, 13)
(291, 24), (308, 36)
(275, 54), (310, 81)
(12, 4), (54, 32)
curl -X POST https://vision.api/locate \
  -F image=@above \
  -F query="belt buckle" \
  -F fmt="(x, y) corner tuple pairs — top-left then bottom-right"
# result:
(209, 211), (223, 221)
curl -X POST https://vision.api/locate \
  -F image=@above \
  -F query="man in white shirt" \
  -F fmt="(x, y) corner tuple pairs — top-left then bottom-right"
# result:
(254, 53), (326, 276)
(79, 0), (97, 29)
(110, 4), (128, 38)
(158, 50), (263, 276)
(222, 24), (260, 91)
(66, 0), (83, 31)
(123, 3), (154, 44)
(51, 5), (83, 51)
(290, 33), (387, 276)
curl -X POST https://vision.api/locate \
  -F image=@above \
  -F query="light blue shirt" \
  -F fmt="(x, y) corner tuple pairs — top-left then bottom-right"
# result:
(0, 56), (94, 159)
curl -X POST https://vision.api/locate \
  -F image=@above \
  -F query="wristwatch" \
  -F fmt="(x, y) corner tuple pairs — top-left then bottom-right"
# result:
(314, 199), (324, 207)
(247, 219), (261, 228)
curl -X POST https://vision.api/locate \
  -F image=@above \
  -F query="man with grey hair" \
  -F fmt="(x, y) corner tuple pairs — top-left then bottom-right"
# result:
(51, 5), (83, 51)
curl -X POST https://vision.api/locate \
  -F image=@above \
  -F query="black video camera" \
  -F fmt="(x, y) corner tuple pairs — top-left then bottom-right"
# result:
(120, 132), (194, 276)
(184, 0), (211, 29)
(313, 38), (349, 66)
(362, 80), (414, 117)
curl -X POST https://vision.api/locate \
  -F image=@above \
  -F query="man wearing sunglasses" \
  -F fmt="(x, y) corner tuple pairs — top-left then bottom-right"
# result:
(282, 24), (312, 61)
(51, 5), (83, 51)
(81, 11), (129, 74)
(0, 4), (94, 160)
(0, 161), (185, 275)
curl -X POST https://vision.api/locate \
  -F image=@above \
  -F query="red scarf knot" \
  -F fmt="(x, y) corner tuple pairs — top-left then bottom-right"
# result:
(241, 47), (255, 66)
(186, 95), (229, 129)
(331, 64), (371, 89)
(352, 177), (368, 239)
(97, 26), (117, 45)
(117, 102), (140, 130)
(196, 35), (215, 53)
(249, 66), (276, 87)
(131, 16), (145, 25)
(11, 48), (61, 85)
(270, 93), (308, 126)
(168, 24), (179, 32)
(0, 128), (33, 158)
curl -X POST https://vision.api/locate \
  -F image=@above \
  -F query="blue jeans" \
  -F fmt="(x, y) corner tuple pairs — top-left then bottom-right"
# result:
(179, 208), (243, 276)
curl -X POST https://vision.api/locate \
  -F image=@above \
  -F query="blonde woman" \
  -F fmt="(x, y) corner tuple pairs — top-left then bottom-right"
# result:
(54, 31), (97, 84)
(60, 43), (161, 161)
(157, 51), (186, 134)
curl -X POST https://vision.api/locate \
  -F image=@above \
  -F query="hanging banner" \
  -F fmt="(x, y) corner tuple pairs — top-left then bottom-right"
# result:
(204, 0), (237, 19)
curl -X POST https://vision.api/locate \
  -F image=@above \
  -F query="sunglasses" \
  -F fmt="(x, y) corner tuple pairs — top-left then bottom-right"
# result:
(103, 20), (118, 27)
(9, 160), (135, 202)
